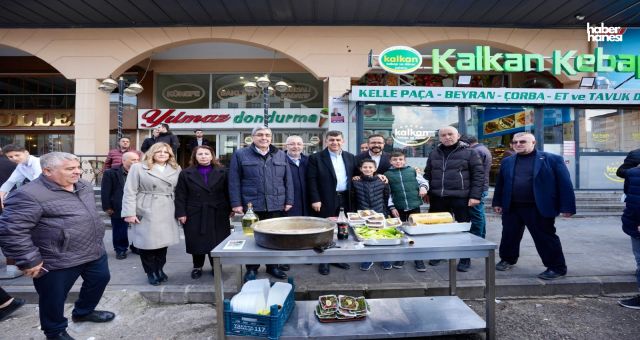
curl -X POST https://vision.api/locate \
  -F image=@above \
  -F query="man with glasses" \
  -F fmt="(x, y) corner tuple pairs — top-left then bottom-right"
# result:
(492, 132), (576, 280)
(355, 134), (392, 176)
(229, 126), (293, 282)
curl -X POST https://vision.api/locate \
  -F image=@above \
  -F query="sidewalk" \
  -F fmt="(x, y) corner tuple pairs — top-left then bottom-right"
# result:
(1, 216), (637, 304)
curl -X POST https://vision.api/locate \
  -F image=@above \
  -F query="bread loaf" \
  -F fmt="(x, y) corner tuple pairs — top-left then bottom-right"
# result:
(408, 212), (454, 225)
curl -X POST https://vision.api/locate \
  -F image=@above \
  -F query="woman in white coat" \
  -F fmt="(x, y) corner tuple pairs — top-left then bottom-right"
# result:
(122, 143), (181, 285)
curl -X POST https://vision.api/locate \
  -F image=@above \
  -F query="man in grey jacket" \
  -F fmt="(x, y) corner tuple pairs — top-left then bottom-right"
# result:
(229, 126), (294, 281)
(0, 152), (114, 340)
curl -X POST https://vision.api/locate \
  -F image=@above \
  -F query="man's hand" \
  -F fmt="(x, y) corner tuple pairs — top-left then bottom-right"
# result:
(560, 212), (574, 218)
(284, 204), (292, 212)
(104, 208), (114, 216)
(232, 206), (244, 214)
(419, 187), (427, 198)
(390, 208), (400, 218)
(312, 202), (322, 212)
(178, 216), (187, 224)
(124, 216), (140, 224)
(468, 198), (480, 207)
(377, 174), (388, 184)
(493, 206), (503, 214)
(23, 261), (44, 278)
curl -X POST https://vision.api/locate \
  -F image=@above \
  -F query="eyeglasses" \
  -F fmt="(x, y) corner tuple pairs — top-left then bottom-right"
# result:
(511, 140), (529, 145)
(253, 133), (272, 138)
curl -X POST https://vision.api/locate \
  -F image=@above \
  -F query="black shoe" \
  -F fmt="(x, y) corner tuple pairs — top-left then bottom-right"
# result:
(157, 270), (168, 282)
(129, 244), (140, 255)
(243, 270), (257, 282)
(147, 273), (160, 286)
(457, 258), (471, 272)
(191, 268), (202, 279)
(618, 295), (640, 309)
(266, 266), (287, 279)
(279, 264), (290, 271)
(496, 260), (514, 271)
(318, 264), (330, 275)
(115, 251), (127, 260)
(537, 269), (566, 280)
(71, 310), (115, 323)
(331, 263), (351, 270)
(46, 330), (75, 340)
(428, 259), (443, 266)
(0, 298), (25, 321)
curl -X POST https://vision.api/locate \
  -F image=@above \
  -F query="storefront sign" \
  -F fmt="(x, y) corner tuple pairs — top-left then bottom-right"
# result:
(162, 83), (206, 104)
(0, 111), (73, 127)
(374, 45), (640, 78)
(379, 46), (423, 74)
(217, 82), (319, 104)
(350, 86), (640, 105)
(391, 124), (435, 146)
(138, 108), (325, 129)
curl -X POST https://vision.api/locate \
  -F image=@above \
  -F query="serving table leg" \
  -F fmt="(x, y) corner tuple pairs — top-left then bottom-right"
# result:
(213, 257), (226, 340)
(449, 259), (457, 296)
(485, 250), (496, 340)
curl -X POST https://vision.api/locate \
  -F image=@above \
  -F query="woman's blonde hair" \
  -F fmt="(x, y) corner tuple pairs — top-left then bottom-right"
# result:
(144, 143), (179, 169)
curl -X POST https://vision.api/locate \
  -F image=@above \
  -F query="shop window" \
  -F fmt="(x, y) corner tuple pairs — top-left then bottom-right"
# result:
(155, 74), (210, 109)
(577, 108), (640, 152)
(543, 107), (575, 156)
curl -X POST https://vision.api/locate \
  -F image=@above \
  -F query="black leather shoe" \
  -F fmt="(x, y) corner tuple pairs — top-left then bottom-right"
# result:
(331, 263), (350, 270)
(71, 310), (115, 323)
(157, 270), (168, 282)
(318, 264), (330, 275)
(129, 244), (140, 255)
(457, 258), (471, 272)
(243, 270), (257, 282)
(428, 259), (443, 266)
(191, 268), (202, 279)
(147, 273), (160, 286)
(266, 266), (287, 279)
(279, 264), (290, 271)
(538, 269), (566, 280)
(46, 330), (75, 340)
(115, 251), (127, 260)
(0, 298), (24, 321)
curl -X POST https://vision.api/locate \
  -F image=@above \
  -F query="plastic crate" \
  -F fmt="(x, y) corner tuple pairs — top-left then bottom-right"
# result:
(224, 278), (295, 340)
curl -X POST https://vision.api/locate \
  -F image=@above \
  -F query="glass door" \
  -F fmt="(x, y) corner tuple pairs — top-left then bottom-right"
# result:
(217, 133), (240, 167)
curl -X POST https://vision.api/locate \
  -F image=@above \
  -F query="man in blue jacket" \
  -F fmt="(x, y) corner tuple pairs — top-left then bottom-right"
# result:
(492, 132), (576, 280)
(229, 126), (294, 281)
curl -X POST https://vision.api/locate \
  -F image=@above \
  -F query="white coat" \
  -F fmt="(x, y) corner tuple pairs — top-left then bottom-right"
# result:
(121, 162), (181, 249)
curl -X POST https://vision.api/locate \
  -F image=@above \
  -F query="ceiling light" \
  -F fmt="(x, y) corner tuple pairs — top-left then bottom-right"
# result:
(243, 82), (258, 94)
(575, 14), (585, 21)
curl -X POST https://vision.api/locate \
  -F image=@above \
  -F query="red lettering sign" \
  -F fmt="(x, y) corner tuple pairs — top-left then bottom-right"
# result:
(140, 109), (231, 127)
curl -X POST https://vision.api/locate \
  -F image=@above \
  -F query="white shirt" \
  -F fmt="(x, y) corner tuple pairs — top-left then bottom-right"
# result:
(329, 150), (348, 192)
(287, 155), (300, 167)
(369, 151), (382, 168)
(0, 155), (42, 192)
(196, 138), (203, 146)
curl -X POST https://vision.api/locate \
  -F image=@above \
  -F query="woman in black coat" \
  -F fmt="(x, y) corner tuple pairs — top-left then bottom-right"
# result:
(175, 145), (232, 279)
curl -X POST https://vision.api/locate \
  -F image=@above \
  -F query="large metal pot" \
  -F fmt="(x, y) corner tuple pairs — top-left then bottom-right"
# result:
(252, 216), (335, 250)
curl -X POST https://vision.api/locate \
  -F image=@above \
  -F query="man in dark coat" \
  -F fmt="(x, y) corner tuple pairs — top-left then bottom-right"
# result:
(187, 129), (211, 155)
(424, 126), (484, 271)
(229, 126), (293, 281)
(617, 164), (640, 309)
(101, 151), (140, 259)
(0, 152), (114, 339)
(307, 130), (355, 275)
(285, 135), (309, 217)
(355, 134), (392, 176)
(141, 128), (160, 153)
(617, 148), (640, 178)
(466, 135), (492, 239)
(492, 132), (576, 280)
(155, 123), (180, 156)
(175, 146), (231, 279)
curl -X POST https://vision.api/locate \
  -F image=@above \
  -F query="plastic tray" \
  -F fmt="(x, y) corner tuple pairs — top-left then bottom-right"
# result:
(351, 226), (405, 246)
(400, 222), (471, 235)
(224, 278), (295, 340)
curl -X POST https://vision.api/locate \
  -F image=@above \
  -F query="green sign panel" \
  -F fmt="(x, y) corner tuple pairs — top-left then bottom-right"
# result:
(378, 46), (423, 74)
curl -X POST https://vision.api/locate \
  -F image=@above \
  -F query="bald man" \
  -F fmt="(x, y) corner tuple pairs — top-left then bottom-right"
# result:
(424, 126), (484, 271)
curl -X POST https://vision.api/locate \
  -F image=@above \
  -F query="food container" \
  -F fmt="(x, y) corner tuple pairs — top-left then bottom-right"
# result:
(408, 212), (455, 225)
(252, 217), (335, 250)
(352, 226), (405, 246)
(400, 222), (471, 235)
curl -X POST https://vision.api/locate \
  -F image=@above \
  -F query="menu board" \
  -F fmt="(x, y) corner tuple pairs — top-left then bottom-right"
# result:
(480, 108), (534, 138)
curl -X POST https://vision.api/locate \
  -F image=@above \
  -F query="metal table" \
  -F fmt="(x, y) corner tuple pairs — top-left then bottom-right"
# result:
(211, 231), (497, 339)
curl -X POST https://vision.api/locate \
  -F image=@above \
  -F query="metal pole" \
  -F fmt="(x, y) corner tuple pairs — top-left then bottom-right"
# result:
(263, 86), (270, 127)
(117, 77), (125, 141)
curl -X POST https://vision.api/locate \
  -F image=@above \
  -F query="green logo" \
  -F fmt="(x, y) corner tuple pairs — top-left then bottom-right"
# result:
(379, 46), (423, 74)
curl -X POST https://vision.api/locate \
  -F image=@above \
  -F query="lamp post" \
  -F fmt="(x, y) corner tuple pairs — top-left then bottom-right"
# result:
(98, 76), (143, 140)
(243, 75), (289, 127)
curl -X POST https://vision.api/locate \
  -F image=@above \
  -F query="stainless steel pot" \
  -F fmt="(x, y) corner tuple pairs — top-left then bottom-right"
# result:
(252, 216), (335, 250)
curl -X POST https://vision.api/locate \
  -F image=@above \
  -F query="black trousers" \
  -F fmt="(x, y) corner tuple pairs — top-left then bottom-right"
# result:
(428, 195), (471, 222)
(0, 286), (11, 305)
(247, 211), (285, 272)
(139, 247), (168, 274)
(499, 204), (567, 274)
(397, 207), (421, 222)
(193, 254), (214, 268)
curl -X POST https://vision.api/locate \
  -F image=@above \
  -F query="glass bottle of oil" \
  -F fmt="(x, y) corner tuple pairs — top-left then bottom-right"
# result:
(242, 202), (259, 236)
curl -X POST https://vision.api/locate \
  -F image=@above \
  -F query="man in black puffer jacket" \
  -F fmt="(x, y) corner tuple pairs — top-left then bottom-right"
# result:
(424, 126), (484, 271)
